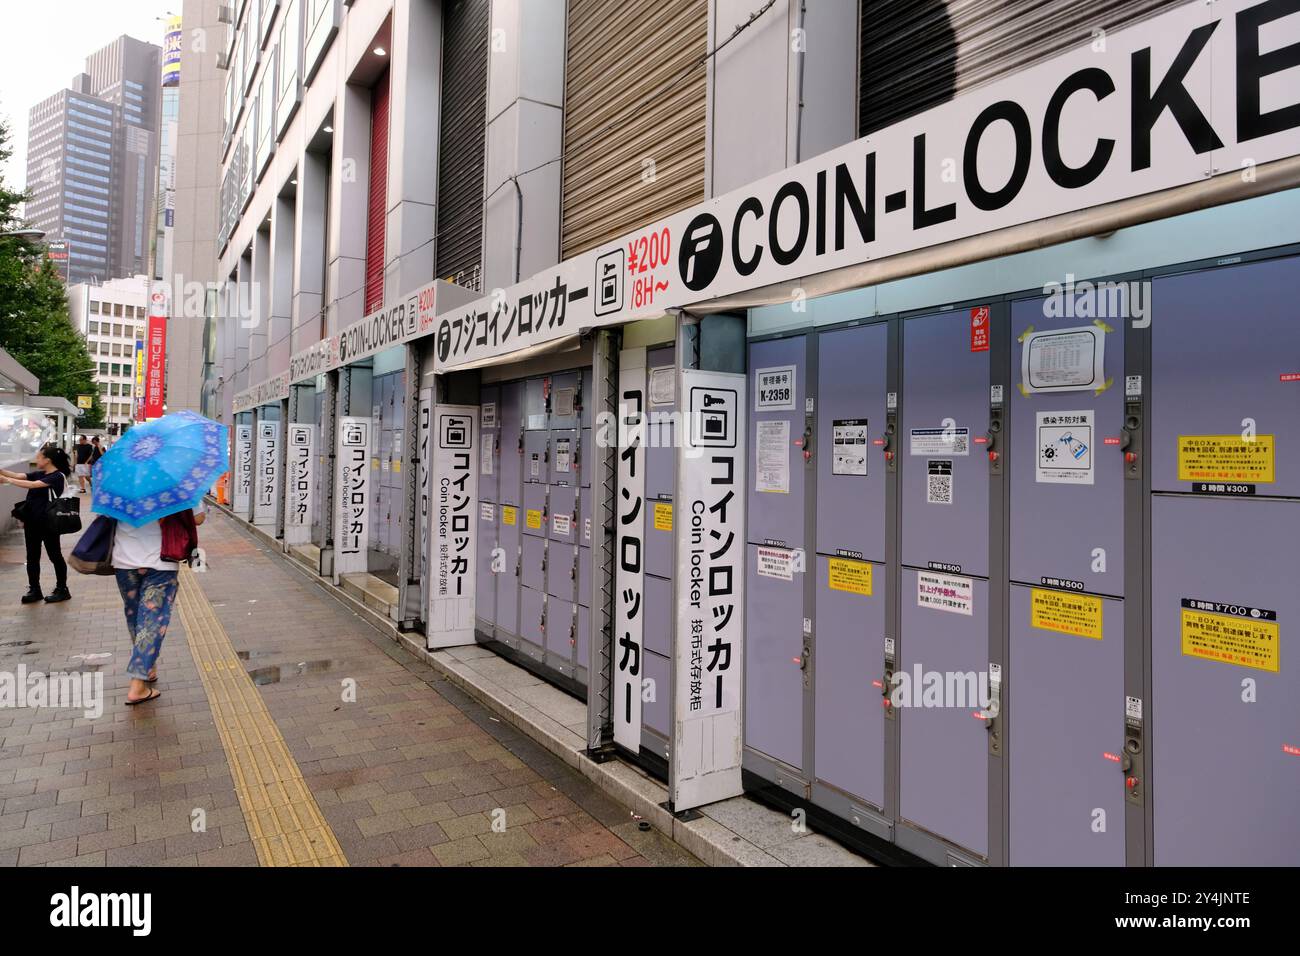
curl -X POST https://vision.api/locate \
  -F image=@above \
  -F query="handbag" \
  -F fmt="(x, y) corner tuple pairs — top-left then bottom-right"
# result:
(160, 510), (199, 564)
(47, 484), (82, 536)
(70, 515), (117, 575)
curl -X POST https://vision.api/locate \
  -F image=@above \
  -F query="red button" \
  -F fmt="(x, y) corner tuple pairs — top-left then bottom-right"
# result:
(988, 450), (999, 462)
(1126, 776), (1139, 790)
(884, 451), (894, 461)
(1125, 452), (1137, 463)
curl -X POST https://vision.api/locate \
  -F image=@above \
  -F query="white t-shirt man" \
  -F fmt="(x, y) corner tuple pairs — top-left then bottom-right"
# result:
(112, 501), (207, 571)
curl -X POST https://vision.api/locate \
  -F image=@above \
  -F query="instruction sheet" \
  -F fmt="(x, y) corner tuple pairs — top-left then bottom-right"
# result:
(832, 419), (868, 476)
(756, 420), (790, 493)
(1021, 325), (1105, 393)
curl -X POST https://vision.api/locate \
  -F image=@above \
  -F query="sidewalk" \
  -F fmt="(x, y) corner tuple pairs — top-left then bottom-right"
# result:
(0, 500), (698, 867)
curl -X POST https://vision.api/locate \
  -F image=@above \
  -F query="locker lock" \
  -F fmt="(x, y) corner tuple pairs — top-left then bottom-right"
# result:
(801, 426), (813, 462)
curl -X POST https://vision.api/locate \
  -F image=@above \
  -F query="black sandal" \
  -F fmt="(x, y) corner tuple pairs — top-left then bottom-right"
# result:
(125, 689), (162, 706)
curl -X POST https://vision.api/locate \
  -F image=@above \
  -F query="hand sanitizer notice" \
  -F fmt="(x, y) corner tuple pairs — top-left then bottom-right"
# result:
(1036, 410), (1094, 485)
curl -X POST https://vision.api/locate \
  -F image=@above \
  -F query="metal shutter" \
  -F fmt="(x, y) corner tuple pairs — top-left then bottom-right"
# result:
(365, 69), (390, 314)
(435, 0), (490, 292)
(859, 0), (1185, 136)
(561, 0), (707, 259)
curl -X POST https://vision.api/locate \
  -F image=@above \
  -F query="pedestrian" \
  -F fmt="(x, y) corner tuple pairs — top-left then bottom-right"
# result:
(112, 500), (206, 705)
(0, 443), (73, 604)
(74, 435), (93, 492)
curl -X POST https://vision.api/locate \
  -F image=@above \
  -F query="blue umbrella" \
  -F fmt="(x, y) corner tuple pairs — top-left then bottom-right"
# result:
(92, 411), (229, 527)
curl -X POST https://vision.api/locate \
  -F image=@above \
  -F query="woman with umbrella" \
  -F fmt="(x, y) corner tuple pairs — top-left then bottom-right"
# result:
(92, 412), (227, 706)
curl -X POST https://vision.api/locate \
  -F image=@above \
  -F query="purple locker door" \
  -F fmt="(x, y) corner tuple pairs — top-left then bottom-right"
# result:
(498, 382), (523, 497)
(549, 370), (581, 430)
(816, 323), (888, 560)
(578, 428), (592, 489)
(643, 574), (672, 658)
(1150, 257), (1300, 498)
(549, 428), (577, 486)
(519, 586), (545, 654)
(522, 483), (547, 538)
(1010, 295), (1125, 589)
(901, 310), (990, 576)
(577, 544), (591, 608)
(575, 604), (590, 678)
(476, 505), (497, 628)
(546, 597), (575, 665)
(520, 533), (546, 592)
(643, 650), (671, 738)
(899, 569), (989, 858)
(1151, 499), (1300, 865)
(548, 485), (577, 545)
(479, 384), (499, 504)
(546, 542), (577, 601)
(1009, 585), (1125, 865)
(745, 544), (805, 771)
(495, 509), (521, 638)
(523, 376), (547, 430)
(523, 431), (548, 487)
(580, 486), (592, 550)
(814, 556), (886, 809)
(747, 337), (806, 548)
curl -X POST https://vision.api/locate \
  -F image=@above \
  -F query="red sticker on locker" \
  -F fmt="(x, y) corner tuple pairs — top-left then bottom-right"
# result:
(1285, 743), (1300, 756)
(1103, 437), (1122, 445)
(1103, 751), (1122, 763)
(1282, 373), (1300, 383)
(974, 436), (988, 444)
(970, 306), (990, 352)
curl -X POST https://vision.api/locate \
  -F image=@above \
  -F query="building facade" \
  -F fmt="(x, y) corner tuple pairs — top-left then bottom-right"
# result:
(66, 274), (149, 434)
(210, 0), (1300, 868)
(24, 36), (162, 286)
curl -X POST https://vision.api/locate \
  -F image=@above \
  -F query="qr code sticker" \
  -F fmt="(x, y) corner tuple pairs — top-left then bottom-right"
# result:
(927, 473), (952, 504)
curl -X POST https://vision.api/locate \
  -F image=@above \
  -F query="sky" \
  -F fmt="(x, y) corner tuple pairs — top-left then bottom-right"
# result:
(0, 0), (175, 195)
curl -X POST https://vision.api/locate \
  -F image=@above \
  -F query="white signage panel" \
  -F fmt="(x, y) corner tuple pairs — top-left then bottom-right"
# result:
(254, 421), (280, 527)
(284, 423), (314, 545)
(233, 424), (253, 516)
(334, 417), (372, 580)
(672, 369), (746, 811)
(614, 349), (647, 751)
(427, 405), (478, 649)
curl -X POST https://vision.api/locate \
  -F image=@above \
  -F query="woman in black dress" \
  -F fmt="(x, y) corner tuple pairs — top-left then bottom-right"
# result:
(0, 443), (73, 604)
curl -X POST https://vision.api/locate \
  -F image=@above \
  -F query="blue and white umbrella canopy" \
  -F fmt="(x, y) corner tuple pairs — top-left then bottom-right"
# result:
(91, 411), (229, 527)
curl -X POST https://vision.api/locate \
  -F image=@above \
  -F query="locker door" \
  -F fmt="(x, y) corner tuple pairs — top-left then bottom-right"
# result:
(498, 382), (523, 496)
(494, 383), (523, 642)
(495, 504), (521, 640)
(643, 574), (673, 741)
(897, 308), (992, 857)
(814, 322), (889, 809)
(745, 336), (809, 774)
(479, 385), (500, 505)
(550, 429), (578, 485)
(1008, 290), (1128, 865)
(476, 501), (497, 628)
(645, 346), (677, 579)
(1149, 257), (1300, 866)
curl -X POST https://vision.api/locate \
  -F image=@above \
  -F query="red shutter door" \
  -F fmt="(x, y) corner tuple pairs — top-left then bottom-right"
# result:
(365, 70), (390, 314)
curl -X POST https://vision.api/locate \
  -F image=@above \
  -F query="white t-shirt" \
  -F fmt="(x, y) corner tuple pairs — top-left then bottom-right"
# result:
(112, 502), (207, 571)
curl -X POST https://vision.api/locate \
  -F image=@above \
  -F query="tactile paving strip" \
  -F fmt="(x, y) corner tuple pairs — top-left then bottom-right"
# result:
(176, 570), (348, 866)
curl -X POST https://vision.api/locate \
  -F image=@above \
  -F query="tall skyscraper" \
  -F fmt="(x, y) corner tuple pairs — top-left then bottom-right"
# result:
(24, 35), (162, 286)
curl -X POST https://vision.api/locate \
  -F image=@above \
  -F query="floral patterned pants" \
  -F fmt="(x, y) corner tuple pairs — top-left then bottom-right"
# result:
(116, 569), (179, 681)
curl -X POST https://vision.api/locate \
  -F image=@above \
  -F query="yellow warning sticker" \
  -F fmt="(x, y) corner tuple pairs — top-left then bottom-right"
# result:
(1181, 609), (1279, 672)
(392, 460), (401, 473)
(1031, 588), (1103, 640)
(653, 502), (672, 532)
(828, 558), (872, 596)
(502, 506), (517, 527)
(526, 509), (543, 530)
(371, 458), (380, 470)
(1177, 435), (1275, 483)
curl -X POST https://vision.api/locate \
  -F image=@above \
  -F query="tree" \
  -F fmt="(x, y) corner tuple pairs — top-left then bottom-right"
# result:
(0, 120), (105, 429)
